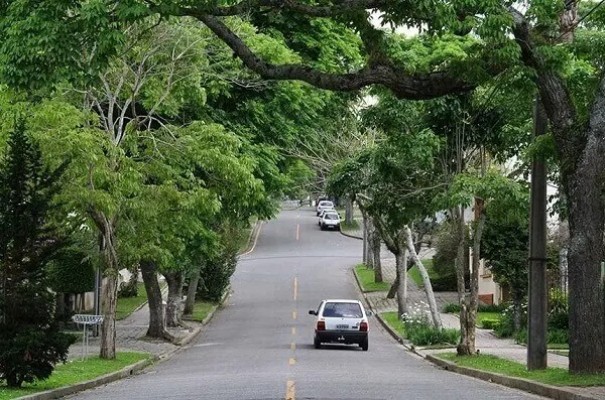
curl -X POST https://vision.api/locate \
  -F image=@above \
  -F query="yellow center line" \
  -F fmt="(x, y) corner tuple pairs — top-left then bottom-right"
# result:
(292, 310), (297, 320)
(293, 276), (298, 301)
(291, 342), (296, 351)
(286, 380), (296, 400)
(296, 223), (300, 241)
(289, 357), (296, 366)
(292, 327), (296, 335)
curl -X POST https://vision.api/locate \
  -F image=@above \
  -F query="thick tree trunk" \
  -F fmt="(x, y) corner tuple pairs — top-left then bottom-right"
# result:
(345, 197), (353, 225)
(184, 267), (201, 315)
(140, 260), (167, 339)
(100, 272), (118, 359)
(453, 207), (472, 356)
(396, 234), (409, 317)
(512, 290), (523, 334)
(565, 159), (605, 372)
(371, 226), (382, 282)
(163, 271), (184, 327)
(405, 225), (441, 329)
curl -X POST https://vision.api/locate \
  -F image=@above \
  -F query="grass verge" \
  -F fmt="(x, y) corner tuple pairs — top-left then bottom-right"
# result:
(0, 352), (151, 399)
(116, 282), (148, 320)
(381, 311), (406, 338)
(437, 353), (605, 386)
(355, 265), (390, 292)
(408, 259), (436, 287)
(476, 312), (501, 328)
(340, 219), (360, 232)
(183, 300), (217, 323)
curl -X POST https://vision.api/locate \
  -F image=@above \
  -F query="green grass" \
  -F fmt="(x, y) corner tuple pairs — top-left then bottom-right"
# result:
(0, 352), (151, 399)
(381, 311), (406, 338)
(183, 300), (217, 323)
(408, 259), (436, 287)
(438, 353), (605, 387)
(116, 283), (148, 320)
(340, 219), (360, 232)
(355, 264), (390, 292)
(476, 312), (501, 328)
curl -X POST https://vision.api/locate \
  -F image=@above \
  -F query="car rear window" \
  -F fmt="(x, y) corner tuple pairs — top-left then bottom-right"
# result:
(324, 213), (339, 220)
(319, 201), (333, 207)
(322, 302), (363, 318)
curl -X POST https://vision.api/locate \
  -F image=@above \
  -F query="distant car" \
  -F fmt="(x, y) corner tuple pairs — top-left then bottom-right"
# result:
(316, 200), (334, 216)
(309, 299), (371, 351)
(319, 212), (340, 230)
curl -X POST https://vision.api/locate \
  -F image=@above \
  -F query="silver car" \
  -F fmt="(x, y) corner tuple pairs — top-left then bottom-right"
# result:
(309, 299), (371, 351)
(316, 200), (334, 216)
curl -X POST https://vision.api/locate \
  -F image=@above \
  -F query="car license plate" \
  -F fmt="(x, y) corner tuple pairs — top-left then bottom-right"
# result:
(336, 324), (349, 329)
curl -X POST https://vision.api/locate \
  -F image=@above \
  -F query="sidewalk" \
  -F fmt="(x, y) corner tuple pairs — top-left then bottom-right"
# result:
(347, 234), (605, 399)
(68, 289), (215, 361)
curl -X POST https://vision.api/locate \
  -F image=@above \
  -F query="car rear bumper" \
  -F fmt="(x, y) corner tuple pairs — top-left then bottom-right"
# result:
(315, 330), (367, 344)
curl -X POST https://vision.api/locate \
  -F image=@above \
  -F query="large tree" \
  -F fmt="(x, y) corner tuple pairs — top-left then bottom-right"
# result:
(0, 121), (75, 388)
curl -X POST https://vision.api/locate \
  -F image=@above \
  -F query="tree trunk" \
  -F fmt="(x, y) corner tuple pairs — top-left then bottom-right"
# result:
(184, 267), (201, 315)
(362, 211), (370, 266)
(345, 197), (353, 225)
(396, 233), (409, 317)
(163, 271), (184, 327)
(513, 290), (523, 334)
(405, 225), (442, 329)
(371, 225), (383, 282)
(100, 272), (118, 359)
(140, 259), (167, 339)
(453, 206), (472, 355)
(96, 217), (119, 360)
(565, 161), (605, 372)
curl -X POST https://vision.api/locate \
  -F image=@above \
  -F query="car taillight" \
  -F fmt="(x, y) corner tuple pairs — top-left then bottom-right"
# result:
(317, 321), (326, 331)
(359, 321), (368, 332)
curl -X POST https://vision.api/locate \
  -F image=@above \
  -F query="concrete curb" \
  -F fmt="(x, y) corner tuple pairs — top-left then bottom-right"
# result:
(238, 220), (261, 256)
(425, 355), (601, 400)
(339, 229), (363, 241)
(17, 357), (155, 400)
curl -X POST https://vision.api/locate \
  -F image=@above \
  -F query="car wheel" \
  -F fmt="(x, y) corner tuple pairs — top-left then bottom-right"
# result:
(314, 337), (321, 349)
(360, 338), (369, 351)
(320, 225), (325, 231)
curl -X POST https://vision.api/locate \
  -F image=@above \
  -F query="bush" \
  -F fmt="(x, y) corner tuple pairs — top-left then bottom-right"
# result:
(514, 328), (568, 345)
(442, 303), (506, 314)
(443, 303), (461, 313)
(480, 318), (501, 330)
(198, 256), (236, 302)
(402, 312), (459, 346)
(548, 289), (568, 331)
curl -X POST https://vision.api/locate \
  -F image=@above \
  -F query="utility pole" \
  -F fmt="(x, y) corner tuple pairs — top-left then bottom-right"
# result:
(527, 95), (548, 370)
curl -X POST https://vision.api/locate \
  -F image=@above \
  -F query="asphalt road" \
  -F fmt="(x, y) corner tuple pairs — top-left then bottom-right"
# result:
(70, 208), (543, 400)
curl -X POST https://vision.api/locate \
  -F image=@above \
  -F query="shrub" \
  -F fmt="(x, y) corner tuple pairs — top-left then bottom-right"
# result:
(548, 289), (568, 331)
(198, 257), (235, 302)
(443, 303), (461, 313)
(480, 318), (501, 330)
(402, 312), (459, 346)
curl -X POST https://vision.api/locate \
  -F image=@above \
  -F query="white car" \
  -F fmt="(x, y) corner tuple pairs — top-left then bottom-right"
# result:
(319, 211), (341, 230)
(316, 200), (334, 216)
(308, 299), (371, 351)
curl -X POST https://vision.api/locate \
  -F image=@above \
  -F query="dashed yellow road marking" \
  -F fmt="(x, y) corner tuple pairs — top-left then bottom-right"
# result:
(292, 327), (296, 335)
(293, 276), (298, 301)
(289, 357), (296, 366)
(286, 380), (296, 400)
(296, 223), (300, 240)
(291, 342), (296, 351)
(292, 310), (297, 320)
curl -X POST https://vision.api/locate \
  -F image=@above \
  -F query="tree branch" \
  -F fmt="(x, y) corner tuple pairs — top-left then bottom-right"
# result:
(190, 14), (473, 99)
